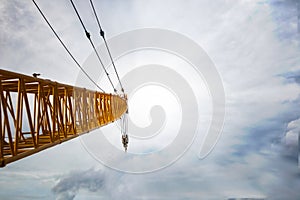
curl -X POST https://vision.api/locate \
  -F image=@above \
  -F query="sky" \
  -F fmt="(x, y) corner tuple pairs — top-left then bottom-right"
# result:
(0, 0), (300, 199)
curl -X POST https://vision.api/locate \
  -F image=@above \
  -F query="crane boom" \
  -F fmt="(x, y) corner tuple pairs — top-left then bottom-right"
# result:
(0, 69), (127, 167)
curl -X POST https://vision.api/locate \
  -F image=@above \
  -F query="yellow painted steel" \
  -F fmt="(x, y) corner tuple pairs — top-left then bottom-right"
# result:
(0, 69), (127, 167)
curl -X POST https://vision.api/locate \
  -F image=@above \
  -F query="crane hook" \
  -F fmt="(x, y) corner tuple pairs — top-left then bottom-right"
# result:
(120, 95), (128, 152)
(122, 134), (129, 152)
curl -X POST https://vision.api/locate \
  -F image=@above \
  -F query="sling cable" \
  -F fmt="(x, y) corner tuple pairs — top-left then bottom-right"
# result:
(69, 0), (129, 151)
(0, 1), (128, 167)
(88, 0), (129, 151)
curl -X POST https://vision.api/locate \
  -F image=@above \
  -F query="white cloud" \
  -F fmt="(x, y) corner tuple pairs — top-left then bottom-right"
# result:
(286, 118), (300, 146)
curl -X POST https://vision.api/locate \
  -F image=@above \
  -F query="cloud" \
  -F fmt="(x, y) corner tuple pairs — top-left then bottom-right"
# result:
(282, 70), (300, 86)
(268, 0), (300, 46)
(283, 118), (300, 162)
(0, 0), (88, 86)
(52, 168), (105, 200)
(52, 168), (135, 200)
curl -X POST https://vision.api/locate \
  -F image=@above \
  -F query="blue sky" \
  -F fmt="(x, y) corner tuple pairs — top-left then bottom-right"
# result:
(0, 0), (300, 199)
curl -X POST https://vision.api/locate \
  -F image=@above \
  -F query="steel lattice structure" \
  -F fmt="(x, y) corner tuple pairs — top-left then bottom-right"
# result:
(0, 69), (127, 167)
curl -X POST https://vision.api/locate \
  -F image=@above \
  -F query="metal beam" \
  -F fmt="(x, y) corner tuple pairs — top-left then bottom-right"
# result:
(0, 69), (127, 167)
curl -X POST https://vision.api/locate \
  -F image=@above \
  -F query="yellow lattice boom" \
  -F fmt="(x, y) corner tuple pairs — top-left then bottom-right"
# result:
(0, 69), (127, 167)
